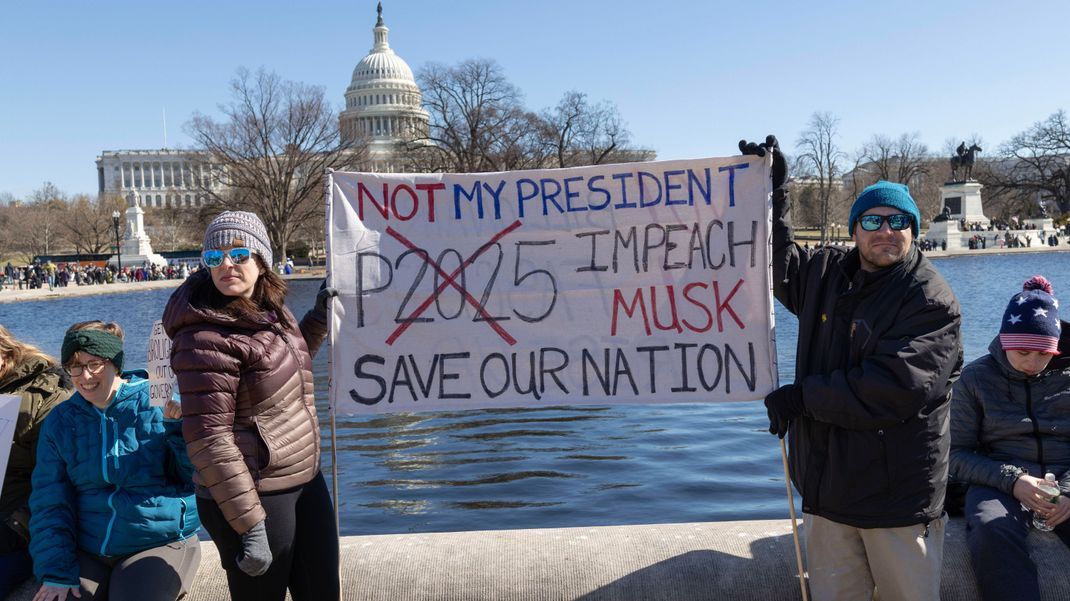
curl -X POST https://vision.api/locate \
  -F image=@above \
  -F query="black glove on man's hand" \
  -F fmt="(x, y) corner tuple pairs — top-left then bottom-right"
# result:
(739, 134), (787, 190)
(237, 520), (272, 577)
(311, 280), (339, 323)
(764, 383), (804, 438)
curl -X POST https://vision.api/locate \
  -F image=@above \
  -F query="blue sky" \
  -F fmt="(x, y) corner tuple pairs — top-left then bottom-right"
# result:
(1, 0), (1067, 199)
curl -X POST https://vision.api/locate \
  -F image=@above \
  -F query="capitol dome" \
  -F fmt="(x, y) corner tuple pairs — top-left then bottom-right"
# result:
(350, 43), (415, 84)
(339, 2), (430, 172)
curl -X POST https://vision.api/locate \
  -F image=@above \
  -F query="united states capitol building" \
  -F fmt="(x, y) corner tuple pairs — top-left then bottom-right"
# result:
(95, 3), (426, 208)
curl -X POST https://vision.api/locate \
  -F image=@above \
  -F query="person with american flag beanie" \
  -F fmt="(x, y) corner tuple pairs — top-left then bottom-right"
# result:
(1000, 276), (1061, 356)
(950, 275), (1070, 601)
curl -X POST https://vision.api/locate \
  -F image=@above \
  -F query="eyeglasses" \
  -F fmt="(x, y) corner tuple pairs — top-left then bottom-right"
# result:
(857, 213), (913, 232)
(65, 360), (108, 377)
(202, 247), (252, 268)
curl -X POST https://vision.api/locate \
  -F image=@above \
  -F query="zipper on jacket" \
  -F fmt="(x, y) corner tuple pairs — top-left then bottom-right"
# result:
(878, 429), (892, 494)
(98, 412), (110, 484)
(112, 421), (119, 470)
(101, 488), (119, 555)
(1024, 381), (1045, 472)
(96, 406), (119, 555)
(273, 324), (319, 427)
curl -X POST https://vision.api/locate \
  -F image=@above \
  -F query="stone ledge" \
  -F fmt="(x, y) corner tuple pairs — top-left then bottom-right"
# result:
(10, 518), (1070, 600)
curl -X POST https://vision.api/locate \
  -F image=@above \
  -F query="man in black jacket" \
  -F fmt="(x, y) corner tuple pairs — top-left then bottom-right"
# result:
(742, 136), (963, 601)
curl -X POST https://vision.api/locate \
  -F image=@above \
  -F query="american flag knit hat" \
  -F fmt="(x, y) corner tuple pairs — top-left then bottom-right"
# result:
(1000, 275), (1061, 355)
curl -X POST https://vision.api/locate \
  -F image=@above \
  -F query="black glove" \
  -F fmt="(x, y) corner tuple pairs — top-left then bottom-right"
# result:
(739, 134), (787, 190)
(764, 384), (805, 438)
(237, 520), (272, 577)
(311, 280), (339, 323)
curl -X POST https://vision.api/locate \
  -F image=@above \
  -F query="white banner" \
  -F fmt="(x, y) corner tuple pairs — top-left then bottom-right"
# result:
(328, 157), (777, 414)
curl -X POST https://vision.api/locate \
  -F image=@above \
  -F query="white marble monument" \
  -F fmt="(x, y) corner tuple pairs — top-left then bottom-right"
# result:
(109, 192), (167, 268)
(940, 181), (989, 227)
(923, 180), (988, 248)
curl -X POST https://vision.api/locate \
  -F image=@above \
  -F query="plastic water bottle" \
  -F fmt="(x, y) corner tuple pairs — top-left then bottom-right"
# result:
(1033, 473), (1060, 532)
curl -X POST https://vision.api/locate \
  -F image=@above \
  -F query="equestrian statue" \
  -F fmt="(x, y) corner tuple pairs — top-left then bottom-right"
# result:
(950, 142), (983, 181)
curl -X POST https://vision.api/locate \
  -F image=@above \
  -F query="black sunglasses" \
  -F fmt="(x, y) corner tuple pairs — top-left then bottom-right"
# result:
(857, 213), (913, 232)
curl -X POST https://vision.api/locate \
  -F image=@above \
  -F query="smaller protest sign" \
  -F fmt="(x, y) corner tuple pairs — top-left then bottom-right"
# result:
(147, 320), (176, 408)
(0, 395), (21, 498)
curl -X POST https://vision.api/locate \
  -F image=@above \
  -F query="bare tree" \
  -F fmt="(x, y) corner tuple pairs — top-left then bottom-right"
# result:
(862, 132), (930, 185)
(145, 202), (202, 252)
(185, 67), (365, 262)
(495, 110), (554, 171)
(61, 193), (126, 254)
(795, 112), (845, 244)
(541, 91), (646, 168)
(410, 58), (541, 172)
(0, 204), (13, 260)
(981, 110), (1070, 216)
(11, 182), (69, 257)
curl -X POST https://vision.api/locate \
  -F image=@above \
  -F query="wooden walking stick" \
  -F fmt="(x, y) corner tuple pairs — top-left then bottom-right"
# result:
(780, 436), (809, 601)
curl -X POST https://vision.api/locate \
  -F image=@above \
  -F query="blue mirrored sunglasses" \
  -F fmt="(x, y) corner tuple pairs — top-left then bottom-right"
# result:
(202, 247), (252, 268)
(857, 213), (913, 232)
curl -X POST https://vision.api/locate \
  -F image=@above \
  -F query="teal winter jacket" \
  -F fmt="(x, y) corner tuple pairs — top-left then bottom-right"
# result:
(28, 371), (199, 587)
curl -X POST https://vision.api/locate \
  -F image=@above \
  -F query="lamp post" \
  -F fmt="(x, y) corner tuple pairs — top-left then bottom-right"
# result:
(112, 210), (122, 275)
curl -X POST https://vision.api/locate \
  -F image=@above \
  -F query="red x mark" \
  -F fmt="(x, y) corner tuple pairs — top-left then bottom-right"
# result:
(384, 220), (523, 346)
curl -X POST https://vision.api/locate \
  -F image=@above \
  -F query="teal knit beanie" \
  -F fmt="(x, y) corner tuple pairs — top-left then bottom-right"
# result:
(849, 181), (921, 238)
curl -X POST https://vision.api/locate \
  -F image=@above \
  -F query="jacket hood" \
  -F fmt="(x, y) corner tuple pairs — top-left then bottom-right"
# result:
(0, 355), (58, 391)
(162, 270), (273, 338)
(987, 319), (1070, 378)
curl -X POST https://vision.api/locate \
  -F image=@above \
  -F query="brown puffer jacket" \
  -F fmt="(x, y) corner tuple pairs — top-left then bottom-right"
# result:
(162, 270), (328, 534)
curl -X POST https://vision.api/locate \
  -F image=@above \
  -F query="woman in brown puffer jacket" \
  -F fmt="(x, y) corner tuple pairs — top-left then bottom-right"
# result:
(162, 211), (339, 601)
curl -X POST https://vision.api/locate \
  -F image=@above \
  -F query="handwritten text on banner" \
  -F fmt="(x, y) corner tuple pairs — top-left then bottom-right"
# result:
(327, 157), (777, 414)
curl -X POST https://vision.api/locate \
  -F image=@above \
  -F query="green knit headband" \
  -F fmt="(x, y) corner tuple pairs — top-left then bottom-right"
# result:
(61, 330), (124, 372)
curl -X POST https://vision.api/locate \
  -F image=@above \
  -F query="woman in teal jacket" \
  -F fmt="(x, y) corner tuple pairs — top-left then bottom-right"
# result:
(29, 321), (200, 601)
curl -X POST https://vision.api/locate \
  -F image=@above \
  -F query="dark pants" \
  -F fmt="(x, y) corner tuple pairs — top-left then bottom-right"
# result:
(197, 471), (339, 601)
(0, 523), (32, 598)
(77, 535), (200, 601)
(0, 548), (32, 599)
(965, 485), (1070, 601)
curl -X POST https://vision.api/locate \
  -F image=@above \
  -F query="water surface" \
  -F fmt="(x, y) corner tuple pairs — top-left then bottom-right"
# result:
(1, 252), (1066, 534)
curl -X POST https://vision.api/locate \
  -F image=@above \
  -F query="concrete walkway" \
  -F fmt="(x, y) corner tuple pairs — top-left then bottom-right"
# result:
(9, 518), (1070, 600)
(0, 279), (183, 304)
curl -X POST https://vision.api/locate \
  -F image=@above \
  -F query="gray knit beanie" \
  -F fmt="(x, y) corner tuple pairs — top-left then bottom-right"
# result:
(202, 211), (273, 268)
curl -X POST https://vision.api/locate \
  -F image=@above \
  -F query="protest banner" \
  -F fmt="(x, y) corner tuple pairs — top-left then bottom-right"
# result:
(0, 395), (20, 497)
(327, 156), (777, 414)
(147, 320), (175, 407)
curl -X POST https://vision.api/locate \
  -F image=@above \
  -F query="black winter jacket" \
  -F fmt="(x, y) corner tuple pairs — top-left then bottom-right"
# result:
(773, 187), (963, 528)
(950, 325), (1070, 493)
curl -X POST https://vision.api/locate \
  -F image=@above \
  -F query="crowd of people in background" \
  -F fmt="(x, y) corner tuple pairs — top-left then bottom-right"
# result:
(916, 220), (1067, 253)
(1, 254), (310, 293)
(0, 261), (200, 292)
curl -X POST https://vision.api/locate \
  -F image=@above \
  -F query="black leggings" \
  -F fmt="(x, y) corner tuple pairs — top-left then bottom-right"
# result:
(197, 471), (339, 601)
